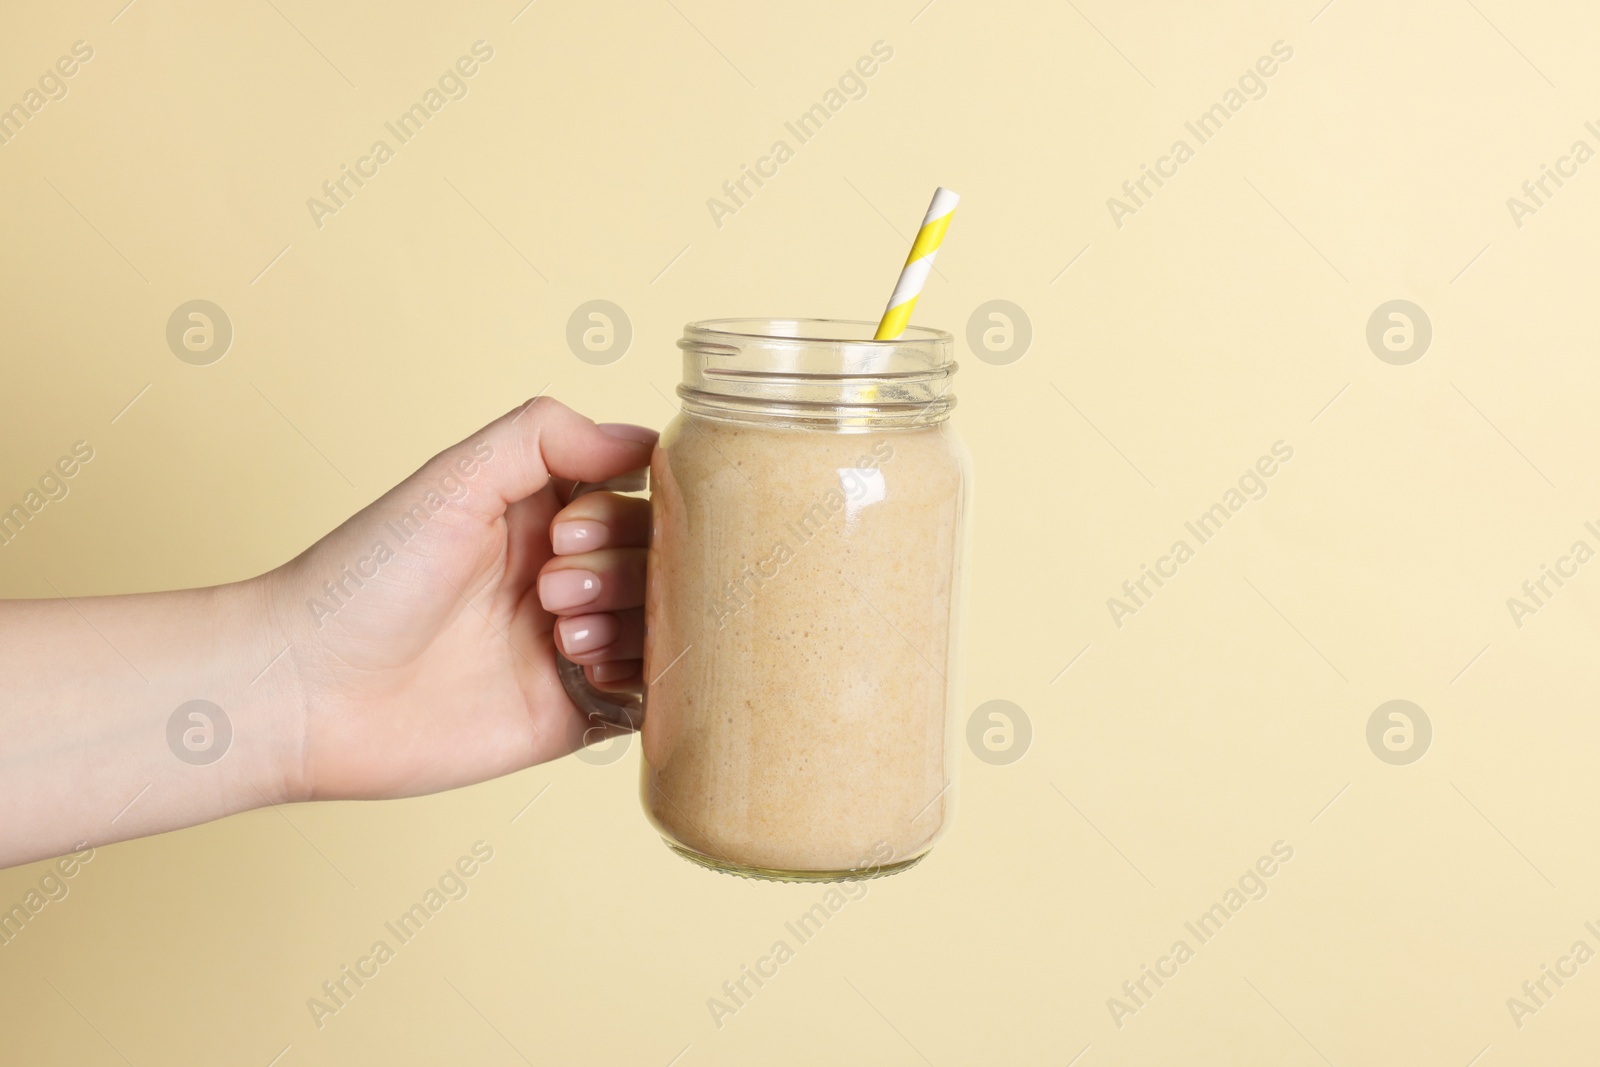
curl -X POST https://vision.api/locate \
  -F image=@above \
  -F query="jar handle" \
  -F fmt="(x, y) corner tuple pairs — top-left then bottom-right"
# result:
(555, 469), (649, 735)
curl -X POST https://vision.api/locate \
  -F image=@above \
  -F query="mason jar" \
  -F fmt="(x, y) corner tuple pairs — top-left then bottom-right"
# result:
(560, 318), (970, 882)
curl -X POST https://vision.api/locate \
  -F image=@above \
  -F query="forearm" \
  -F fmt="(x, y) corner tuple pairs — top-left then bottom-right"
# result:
(0, 576), (305, 869)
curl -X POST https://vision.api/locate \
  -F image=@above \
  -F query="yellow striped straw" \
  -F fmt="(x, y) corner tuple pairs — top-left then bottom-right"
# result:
(873, 186), (960, 340)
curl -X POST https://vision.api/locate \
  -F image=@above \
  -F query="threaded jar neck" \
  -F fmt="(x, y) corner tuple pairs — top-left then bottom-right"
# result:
(676, 318), (957, 430)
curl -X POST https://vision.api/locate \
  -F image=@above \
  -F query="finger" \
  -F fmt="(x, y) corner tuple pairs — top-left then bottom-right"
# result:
(501, 482), (565, 615)
(554, 608), (644, 664)
(414, 397), (657, 521)
(537, 548), (646, 614)
(484, 397), (656, 509)
(587, 659), (642, 691)
(551, 493), (651, 554)
(506, 613), (635, 757)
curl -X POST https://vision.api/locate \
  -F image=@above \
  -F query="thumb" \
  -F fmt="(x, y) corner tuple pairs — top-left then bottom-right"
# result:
(432, 397), (657, 516)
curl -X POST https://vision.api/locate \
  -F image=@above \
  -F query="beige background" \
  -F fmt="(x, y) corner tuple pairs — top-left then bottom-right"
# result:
(3, 0), (1598, 1062)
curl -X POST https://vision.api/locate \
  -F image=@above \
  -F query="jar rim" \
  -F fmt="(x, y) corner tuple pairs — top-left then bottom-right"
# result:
(683, 317), (954, 348)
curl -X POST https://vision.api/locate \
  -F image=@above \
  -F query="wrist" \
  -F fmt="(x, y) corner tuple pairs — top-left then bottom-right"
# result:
(219, 571), (312, 807)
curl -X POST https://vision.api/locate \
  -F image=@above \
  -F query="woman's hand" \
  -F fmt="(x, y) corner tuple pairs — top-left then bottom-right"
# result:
(266, 397), (656, 802)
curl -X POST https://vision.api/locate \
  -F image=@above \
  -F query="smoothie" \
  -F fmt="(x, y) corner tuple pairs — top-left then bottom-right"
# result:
(640, 412), (966, 875)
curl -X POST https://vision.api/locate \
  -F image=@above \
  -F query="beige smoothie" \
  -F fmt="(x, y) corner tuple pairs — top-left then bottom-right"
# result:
(640, 412), (966, 875)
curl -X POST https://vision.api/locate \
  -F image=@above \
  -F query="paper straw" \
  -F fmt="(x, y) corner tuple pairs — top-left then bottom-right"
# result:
(873, 186), (960, 341)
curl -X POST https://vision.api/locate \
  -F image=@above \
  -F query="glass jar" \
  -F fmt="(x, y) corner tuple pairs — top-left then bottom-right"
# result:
(561, 318), (970, 882)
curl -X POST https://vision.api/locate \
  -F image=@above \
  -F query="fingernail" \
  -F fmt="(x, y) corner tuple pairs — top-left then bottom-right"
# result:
(558, 613), (620, 655)
(597, 422), (657, 444)
(539, 569), (600, 611)
(592, 660), (638, 683)
(552, 520), (608, 554)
